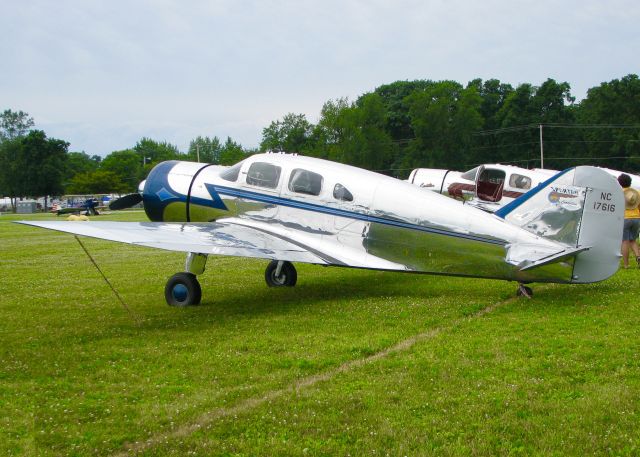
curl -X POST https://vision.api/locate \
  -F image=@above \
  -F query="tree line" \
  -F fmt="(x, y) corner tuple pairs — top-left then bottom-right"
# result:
(0, 113), (248, 210)
(1, 74), (639, 211)
(261, 74), (640, 175)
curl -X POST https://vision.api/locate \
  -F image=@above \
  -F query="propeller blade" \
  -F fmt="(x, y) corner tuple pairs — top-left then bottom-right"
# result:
(109, 193), (143, 210)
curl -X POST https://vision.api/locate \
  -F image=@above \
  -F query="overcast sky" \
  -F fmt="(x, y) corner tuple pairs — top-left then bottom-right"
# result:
(1, 0), (638, 156)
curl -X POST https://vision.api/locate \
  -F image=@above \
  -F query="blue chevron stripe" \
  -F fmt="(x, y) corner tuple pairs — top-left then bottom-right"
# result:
(203, 183), (504, 246)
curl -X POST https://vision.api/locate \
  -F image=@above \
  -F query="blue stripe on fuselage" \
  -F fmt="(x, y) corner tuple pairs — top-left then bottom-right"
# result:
(203, 183), (504, 246)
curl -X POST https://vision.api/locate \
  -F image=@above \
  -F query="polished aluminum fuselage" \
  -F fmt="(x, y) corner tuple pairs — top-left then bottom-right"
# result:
(144, 154), (577, 283)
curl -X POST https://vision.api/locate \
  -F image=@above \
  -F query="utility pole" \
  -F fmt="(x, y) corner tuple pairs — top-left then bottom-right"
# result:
(539, 124), (544, 169)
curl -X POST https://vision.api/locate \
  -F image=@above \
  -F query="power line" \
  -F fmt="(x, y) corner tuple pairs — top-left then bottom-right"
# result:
(474, 123), (640, 136)
(470, 138), (640, 151)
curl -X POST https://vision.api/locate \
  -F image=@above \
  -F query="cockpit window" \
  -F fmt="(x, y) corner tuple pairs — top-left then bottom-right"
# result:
(461, 166), (479, 181)
(333, 183), (353, 202)
(220, 161), (244, 182)
(246, 162), (281, 189)
(288, 169), (323, 196)
(509, 173), (532, 190)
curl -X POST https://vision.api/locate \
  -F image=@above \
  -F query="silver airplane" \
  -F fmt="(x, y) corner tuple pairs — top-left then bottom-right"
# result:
(18, 152), (624, 305)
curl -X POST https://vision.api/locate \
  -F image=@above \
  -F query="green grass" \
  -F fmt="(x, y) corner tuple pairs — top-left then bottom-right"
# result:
(1, 211), (639, 456)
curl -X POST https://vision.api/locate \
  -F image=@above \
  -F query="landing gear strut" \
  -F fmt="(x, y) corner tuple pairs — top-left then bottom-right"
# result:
(517, 283), (533, 299)
(265, 260), (297, 287)
(164, 253), (208, 306)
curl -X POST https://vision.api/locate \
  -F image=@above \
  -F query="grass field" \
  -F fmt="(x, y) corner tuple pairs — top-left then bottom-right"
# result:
(1, 211), (639, 456)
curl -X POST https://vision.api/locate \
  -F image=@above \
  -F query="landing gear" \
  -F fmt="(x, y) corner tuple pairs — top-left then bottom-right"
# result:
(165, 272), (202, 306)
(164, 252), (208, 306)
(517, 283), (533, 298)
(265, 260), (297, 287)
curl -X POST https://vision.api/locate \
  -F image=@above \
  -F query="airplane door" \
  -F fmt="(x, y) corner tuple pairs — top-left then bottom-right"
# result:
(475, 166), (506, 202)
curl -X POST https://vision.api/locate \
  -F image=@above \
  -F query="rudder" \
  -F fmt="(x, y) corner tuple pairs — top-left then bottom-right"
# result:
(496, 166), (624, 283)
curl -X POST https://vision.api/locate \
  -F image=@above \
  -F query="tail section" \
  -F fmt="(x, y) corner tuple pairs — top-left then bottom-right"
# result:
(496, 166), (624, 283)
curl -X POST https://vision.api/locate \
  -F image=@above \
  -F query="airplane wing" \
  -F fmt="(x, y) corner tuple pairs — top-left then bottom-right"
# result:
(16, 221), (329, 265)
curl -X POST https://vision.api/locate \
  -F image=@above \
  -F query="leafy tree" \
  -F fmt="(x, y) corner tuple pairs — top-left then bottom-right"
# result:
(260, 113), (314, 153)
(372, 80), (435, 141)
(188, 136), (222, 163)
(100, 149), (143, 192)
(344, 93), (395, 171)
(304, 95), (396, 173)
(0, 130), (68, 210)
(404, 81), (482, 169)
(467, 79), (514, 130)
(134, 137), (182, 165)
(307, 98), (351, 160)
(0, 109), (35, 142)
(219, 137), (247, 165)
(532, 79), (575, 122)
(66, 170), (128, 195)
(0, 139), (24, 209)
(577, 74), (640, 171)
(484, 79), (576, 168)
(65, 152), (100, 182)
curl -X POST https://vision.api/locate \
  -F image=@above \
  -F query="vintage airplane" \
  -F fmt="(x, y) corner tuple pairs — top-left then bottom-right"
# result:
(409, 163), (640, 213)
(18, 152), (623, 305)
(407, 164), (557, 212)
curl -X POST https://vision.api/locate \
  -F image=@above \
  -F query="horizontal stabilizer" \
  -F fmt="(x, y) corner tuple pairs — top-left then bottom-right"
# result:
(519, 246), (590, 271)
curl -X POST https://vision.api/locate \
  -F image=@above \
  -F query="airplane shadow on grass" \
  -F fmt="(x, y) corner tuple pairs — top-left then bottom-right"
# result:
(133, 267), (518, 329)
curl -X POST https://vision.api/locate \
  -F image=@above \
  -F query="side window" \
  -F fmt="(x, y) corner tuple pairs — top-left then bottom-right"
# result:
(246, 162), (281, 189)
(288, 169), (323, 196)
(509, 173), (532, 190)
(333, 183), (353, 202)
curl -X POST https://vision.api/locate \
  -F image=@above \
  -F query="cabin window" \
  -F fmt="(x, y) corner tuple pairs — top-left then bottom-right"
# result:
(288, 169), (323, 196)
(509, 173), (532, 190)
(333, 183), (353, 202)
(246, 162), (281, 189)
(461, 166), (479, 181)
(220, 161), (244, 182)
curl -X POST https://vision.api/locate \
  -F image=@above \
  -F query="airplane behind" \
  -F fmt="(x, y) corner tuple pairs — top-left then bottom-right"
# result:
(407, 164), (557, 212)
(408, 163), (640, 213)
(19, 153), (624, 305)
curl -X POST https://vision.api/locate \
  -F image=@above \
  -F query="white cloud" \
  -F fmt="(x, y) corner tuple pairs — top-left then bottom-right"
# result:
(1, 0), (638, 155)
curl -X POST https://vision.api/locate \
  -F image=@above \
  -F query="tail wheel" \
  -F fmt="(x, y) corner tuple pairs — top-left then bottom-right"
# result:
(265, 261), (297, 287)
(517, 283), (533, 299)
(165, 272), (202, 306)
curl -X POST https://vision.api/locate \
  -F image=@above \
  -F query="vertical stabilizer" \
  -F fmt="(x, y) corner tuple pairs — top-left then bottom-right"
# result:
(496, 166), (624, 283)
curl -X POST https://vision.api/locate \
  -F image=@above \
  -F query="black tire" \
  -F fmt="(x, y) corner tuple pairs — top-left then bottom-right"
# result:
(265, 261), (297, 287)
(165, 272), (202, 306)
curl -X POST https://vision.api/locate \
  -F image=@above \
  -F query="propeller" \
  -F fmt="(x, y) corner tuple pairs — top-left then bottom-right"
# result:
(109, 193), (143, 210)
(109, 180), (146, 211)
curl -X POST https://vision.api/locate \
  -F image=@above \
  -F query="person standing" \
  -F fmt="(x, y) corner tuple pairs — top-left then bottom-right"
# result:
(617, 173), (640, 268)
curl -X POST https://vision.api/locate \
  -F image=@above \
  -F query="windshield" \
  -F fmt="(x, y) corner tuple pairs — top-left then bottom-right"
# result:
(460, 166), (479, 181)
(219, 160), (245, 182)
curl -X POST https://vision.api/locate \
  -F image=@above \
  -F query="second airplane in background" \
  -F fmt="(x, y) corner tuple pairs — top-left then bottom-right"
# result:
(408, 163), (640, 213)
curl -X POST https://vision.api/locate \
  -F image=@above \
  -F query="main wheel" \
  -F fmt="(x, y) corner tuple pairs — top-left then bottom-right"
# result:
(165, 272), (202, 306)
(265, 261), (297, 287)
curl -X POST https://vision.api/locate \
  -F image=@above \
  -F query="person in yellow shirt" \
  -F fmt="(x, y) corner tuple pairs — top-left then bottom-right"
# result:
(617, 173), (640, 268)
